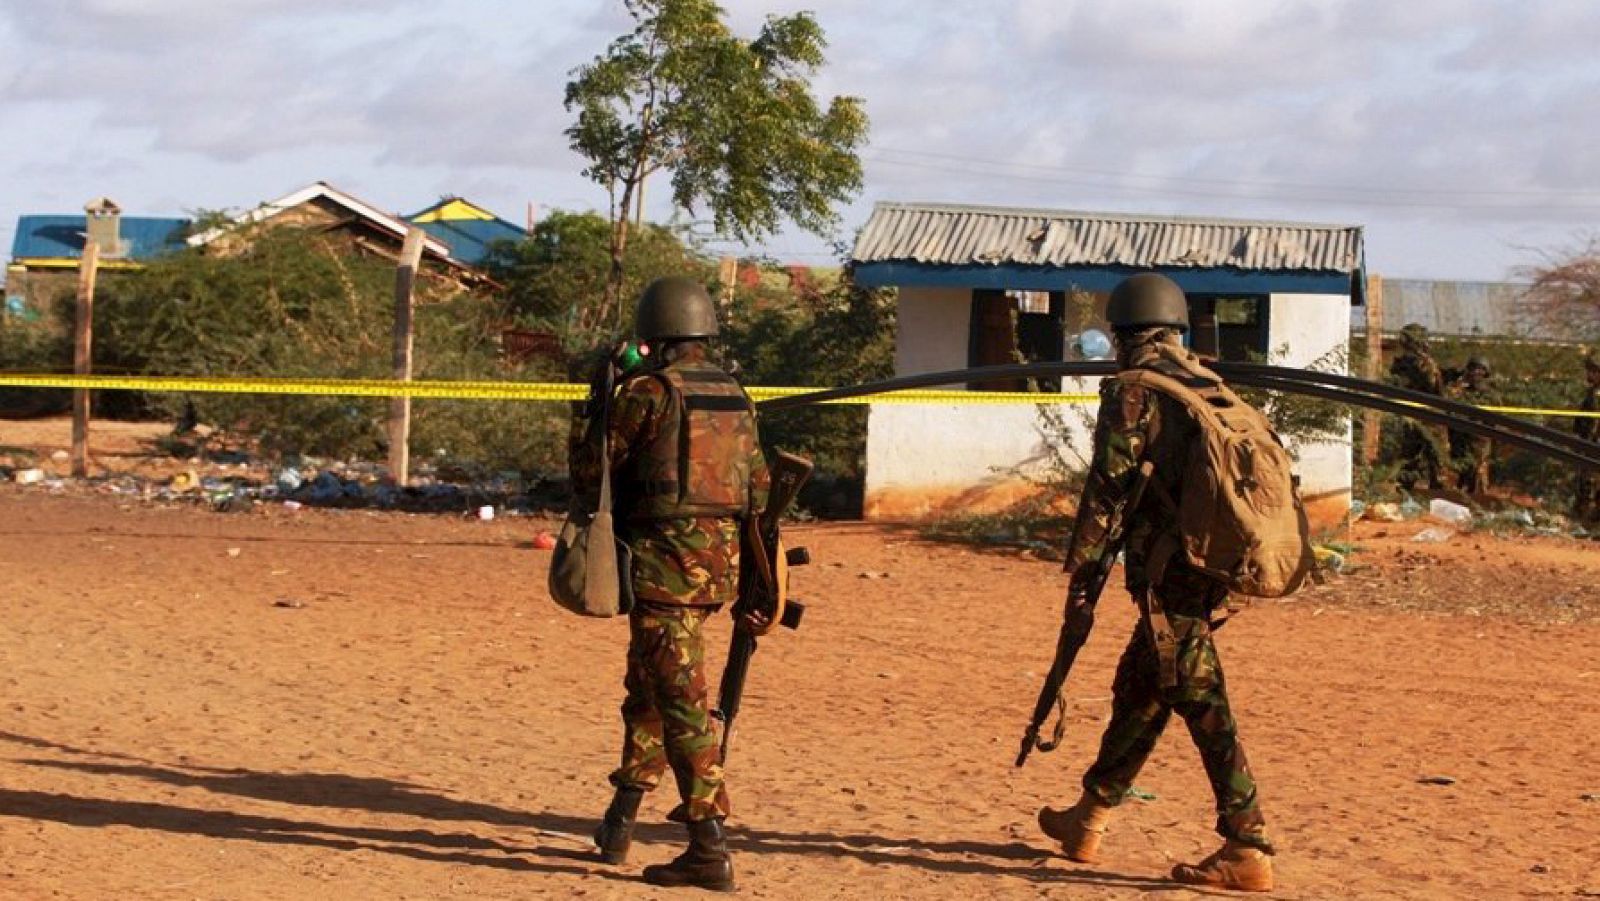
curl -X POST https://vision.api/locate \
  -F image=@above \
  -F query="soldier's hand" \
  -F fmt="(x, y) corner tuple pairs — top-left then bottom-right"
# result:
(737, 605), (771, 633)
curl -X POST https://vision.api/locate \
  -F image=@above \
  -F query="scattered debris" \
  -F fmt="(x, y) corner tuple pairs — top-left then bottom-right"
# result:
(532, 531), (557, 551)
(226, 548), (241, 558)
(1529, 864), (1550, 874)
(13, 468), (45, 485)
(1411, 527), (1456, 544)
(1124, 787), (1158, 801)
(1364, 502), (1403, 523)
(1417, 775), (1457, 786)
(477, 505), (496, 522)
(272, 598), (306, 609)
(1428, 498), (1473, 527)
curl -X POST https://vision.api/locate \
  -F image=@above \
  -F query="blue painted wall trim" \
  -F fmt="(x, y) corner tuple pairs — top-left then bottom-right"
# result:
(853, 261), (1353, 296)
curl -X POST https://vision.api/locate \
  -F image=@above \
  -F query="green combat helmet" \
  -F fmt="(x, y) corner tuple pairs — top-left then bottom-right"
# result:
(635, 277), (719, 342)
(1106, 273), (1190, 333)
(1399, 323), (1430, 352)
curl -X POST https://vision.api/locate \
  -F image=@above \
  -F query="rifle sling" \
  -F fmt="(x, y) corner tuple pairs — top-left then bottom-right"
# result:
(1135, 587), (1181, 690)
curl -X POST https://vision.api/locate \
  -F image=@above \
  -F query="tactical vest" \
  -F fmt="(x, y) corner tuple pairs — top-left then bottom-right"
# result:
(621, 363), (758, 520)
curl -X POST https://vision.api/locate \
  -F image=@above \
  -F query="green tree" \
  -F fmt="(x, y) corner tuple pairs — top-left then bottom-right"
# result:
(564, 0), (867, 333)
(481, 210), (711, 348)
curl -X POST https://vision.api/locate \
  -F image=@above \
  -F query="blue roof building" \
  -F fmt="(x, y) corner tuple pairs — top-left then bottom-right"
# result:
(11, 211), (189, 267)
(406, 198), (526, 267)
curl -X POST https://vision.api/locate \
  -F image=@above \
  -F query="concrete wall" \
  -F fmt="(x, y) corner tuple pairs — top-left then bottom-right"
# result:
(865, 286), (1097, 519)
(1268, 293), (1354, 525)
(865, 285), (1356, 528)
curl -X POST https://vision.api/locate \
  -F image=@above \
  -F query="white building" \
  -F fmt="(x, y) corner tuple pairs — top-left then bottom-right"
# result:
(851, 202), (1365, 529)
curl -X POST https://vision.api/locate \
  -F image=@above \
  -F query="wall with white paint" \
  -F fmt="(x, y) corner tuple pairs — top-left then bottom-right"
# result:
(864, 286), (1355, 526)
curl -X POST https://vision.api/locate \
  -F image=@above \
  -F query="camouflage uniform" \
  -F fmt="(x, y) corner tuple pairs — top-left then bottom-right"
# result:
(571, 343), (769, 823)
(1446, 376), (1496, 495)
(1388, 337), (1447, 491)
(1574, 364), (1600, 522)
(1062, 336), (1272, 854)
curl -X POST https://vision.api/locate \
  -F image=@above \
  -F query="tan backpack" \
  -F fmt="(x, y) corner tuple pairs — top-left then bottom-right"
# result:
(1119, 363), (1314, 598)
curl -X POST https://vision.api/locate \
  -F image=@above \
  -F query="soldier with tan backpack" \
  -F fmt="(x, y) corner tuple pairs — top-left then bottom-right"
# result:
(1031, 273), (1313, 893)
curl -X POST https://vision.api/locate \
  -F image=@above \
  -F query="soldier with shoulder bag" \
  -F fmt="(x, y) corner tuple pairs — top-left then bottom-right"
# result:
(570, 277), (770, 892)
(1035, 273), (1313, 893)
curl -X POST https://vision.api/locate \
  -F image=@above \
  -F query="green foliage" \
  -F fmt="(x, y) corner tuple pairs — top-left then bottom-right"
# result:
(480, 210), (711, 348)
(565, 0), (867, 323)
(1349, 335), (1595, 502)
(0, 306), (70, 416)
(721, 265), (895, 508)
(88, 226), (565, 473)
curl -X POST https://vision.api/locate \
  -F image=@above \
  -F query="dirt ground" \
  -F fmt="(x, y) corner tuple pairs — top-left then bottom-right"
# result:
(1, 420), (1599, 899)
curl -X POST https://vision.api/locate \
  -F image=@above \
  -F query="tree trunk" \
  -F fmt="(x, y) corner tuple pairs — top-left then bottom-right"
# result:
(604, 196), (633, 335)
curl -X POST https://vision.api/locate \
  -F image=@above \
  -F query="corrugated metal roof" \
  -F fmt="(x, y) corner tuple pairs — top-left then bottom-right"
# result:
(11, 215), (189, 261)
(1351, 279), (1560, 341)
(408, 217), (525, 266)
(852, 202), (1363, 273)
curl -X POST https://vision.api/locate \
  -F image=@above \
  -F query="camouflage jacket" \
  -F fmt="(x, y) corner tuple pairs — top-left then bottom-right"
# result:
(1390, 351), (1444, 396)
(570, 344), (770, 607)
(1062, 342), (1204, 592)
(1578, 385), (1600, 443)
(1447, 380), (1498, 461)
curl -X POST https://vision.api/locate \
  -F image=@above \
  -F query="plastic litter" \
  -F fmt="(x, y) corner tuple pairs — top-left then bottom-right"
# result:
(477, 505), (496, 522)
(1411, 526), (1455, 543)
(1313, 546), (1346, 573)
(13, 468), (45, 485)
(274, 467), (303, 492)
(1365, 502), (1403, 523)
(1428, 498), (1473, 527)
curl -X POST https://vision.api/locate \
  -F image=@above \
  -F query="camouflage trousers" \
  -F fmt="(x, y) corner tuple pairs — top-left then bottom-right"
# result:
(1082, 572), (1272, 854)
(610, 603), (730, 823)
(1575, 468), (1599, 523)
(1395, 421), (1447, 491)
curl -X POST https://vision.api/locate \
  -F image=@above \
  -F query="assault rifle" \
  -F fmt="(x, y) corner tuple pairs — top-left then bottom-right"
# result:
(1016, 460), (1155, 768)
(714, 450), (813, 763)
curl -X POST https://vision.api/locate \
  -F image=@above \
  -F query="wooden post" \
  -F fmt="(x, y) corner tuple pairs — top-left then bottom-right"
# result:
(71, 242), (100, 478)
(1362, 273), (1385, 465)
(388, 227), (427, 486)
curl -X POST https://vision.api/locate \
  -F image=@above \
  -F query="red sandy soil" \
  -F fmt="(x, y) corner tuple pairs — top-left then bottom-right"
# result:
(1, 419), (1598, 899)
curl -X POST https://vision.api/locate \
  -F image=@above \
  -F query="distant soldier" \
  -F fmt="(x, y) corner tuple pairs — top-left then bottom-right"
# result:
(573, 276), (769, 892)
(1574, 352), (1600, 522)
(1037, 274), (1276, 892)
(1446, 356), (1496, 495)
(1388, 323), (1447, 491)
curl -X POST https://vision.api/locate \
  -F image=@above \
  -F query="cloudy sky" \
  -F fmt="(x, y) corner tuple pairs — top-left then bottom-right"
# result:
(2, 0), (1597, 280)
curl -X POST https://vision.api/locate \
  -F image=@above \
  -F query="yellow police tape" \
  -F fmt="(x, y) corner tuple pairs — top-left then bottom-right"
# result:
(0, 373), (1093, 406)
(0, 373), (1595, 417)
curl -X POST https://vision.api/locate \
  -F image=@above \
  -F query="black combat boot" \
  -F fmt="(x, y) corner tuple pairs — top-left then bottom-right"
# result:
(641, 817), (735, 891)
(593, 786), (646, 865)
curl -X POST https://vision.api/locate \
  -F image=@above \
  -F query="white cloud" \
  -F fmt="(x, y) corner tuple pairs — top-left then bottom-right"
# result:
(0, 0), (1596, 278)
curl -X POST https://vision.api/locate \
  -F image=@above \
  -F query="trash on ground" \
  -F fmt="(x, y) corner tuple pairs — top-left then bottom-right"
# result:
(1364, 502), (1403, 523)
(1411, 527), (1456, 543)
(13, 468), (46, 485)
(1428, 498), (1473, 527)
(1417, 775), (1457, 786)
